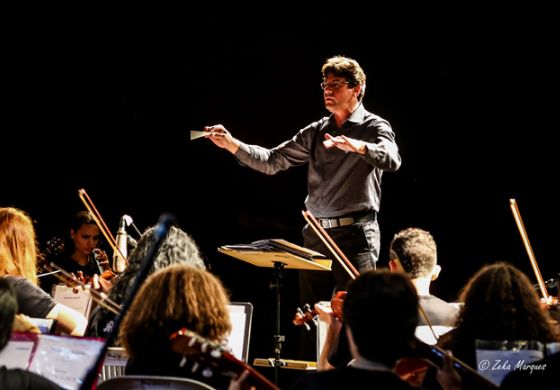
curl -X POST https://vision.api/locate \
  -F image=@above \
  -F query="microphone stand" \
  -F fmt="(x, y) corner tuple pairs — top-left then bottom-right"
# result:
(79, 213), (176, 390)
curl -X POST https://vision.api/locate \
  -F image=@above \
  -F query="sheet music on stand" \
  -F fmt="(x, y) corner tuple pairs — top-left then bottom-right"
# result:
(218, 239), (331, 271)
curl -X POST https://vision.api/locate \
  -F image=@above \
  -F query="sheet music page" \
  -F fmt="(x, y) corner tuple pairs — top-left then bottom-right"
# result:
(52, 284), (93, 317)
(227, 304), (250, 361)
(0, 340), (34, 369)
(223, 239), (324, 258)
(269, 239), (325, 258)
(29, 334), (104, 390)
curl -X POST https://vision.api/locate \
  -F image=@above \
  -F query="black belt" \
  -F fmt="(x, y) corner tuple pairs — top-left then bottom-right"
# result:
(318, 212), (376, 229)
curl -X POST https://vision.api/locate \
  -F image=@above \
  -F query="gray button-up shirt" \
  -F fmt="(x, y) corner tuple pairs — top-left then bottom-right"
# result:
(234, 104), (401, 218)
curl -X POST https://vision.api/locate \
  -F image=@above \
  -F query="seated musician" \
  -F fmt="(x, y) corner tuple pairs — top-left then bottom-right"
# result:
(86, 224), (206, 339)
(438, 262), (559, 367)
(41, 210), (112, 295)
(319, 227), (459, 369)
(291, 270), (424, 389)
(118, 264), (233, 389)
(436, 262), (560, 387)
(0, 207), (87, 336)
(388, 228), (460, 344)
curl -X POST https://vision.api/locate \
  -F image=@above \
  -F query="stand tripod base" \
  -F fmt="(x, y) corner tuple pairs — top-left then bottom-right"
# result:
(253, 358), (317, 371)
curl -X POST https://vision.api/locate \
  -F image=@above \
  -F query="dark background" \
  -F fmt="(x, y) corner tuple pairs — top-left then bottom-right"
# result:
(3, 12), (559, 387)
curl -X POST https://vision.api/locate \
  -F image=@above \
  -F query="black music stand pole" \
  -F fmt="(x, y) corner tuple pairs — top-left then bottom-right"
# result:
(217, 240), (332, 384)
(270, 261), (287, 383)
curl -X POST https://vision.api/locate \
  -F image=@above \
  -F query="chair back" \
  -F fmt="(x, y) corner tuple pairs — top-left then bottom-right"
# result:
(99, 347), (129, 383)
(96, 375), (217, 390)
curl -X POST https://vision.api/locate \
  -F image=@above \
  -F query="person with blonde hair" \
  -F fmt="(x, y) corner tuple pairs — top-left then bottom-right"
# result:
(0, 207), (87, 336)
(119, 263), (232, 389)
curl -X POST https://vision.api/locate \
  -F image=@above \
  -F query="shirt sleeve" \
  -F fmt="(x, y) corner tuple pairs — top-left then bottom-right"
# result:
(359, 119), (401, 171)
(7, 276), (57, 318)
(234, 121), (322, 175)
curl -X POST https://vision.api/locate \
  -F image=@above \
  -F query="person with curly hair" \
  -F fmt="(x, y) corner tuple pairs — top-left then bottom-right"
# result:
(119, 263), (232, 389)
(438, 261), (560, 368)
(86, 224), (206, 338)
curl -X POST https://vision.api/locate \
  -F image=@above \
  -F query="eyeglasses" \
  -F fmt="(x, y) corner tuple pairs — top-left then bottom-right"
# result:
(320, 81), (350, 91)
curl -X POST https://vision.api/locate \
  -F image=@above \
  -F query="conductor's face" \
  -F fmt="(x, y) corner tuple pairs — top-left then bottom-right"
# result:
(321, 76), (357, 113)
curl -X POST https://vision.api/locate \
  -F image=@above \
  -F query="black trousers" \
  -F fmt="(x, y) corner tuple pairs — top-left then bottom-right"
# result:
(296, 219), (379, 360)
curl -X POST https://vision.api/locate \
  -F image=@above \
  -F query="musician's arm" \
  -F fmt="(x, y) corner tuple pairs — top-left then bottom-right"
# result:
(46, 303), (88, 336)
(315, 302), (342, 371)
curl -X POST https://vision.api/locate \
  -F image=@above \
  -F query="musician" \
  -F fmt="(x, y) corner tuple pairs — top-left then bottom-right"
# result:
(42, 210), (111, 294)
(388, 228), (460, 340)
(119, 264), (232, 389)
(0, 207), (87, 336)
(438, 262), (559, 374)
(86, 225), (206, 338)
(320, 227), (460, 369)
(291, 270), (421, 389)
(500, 350), (560, 390)
(0, 278), (63, 389)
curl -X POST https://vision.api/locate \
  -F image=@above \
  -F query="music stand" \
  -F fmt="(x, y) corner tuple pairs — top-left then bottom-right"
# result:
(218, 240), (331, 384)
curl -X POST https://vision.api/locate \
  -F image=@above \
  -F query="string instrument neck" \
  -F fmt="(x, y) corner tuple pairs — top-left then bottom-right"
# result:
(169, 328), (279, 390)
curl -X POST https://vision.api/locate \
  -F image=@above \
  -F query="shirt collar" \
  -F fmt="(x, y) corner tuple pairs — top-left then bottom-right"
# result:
(324, 102), (366, 130)
(346, 102), (366, 124)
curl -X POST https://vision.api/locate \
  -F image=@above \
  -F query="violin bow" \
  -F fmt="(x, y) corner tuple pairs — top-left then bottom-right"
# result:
(78, 188), (127, 267)
(43, 262), (121, 315)
(302, 210), (440, 341)
(509, 199), (549, 300)
(302, 210), (359, 279)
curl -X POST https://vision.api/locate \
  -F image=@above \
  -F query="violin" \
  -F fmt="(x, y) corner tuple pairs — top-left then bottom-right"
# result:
(43, 237), (116, 283)
(41, 238), (115, 297)
(169, 327), (279, 390)
(92, 248), (117, 281)
(293, 291), (346, 329)
(293, 295), (498, 388)
(60, 249), (116, 292)
(394, 340), (499, 389)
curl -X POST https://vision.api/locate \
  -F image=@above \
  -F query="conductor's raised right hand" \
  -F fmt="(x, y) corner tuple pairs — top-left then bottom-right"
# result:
(204, 124), (240, 154)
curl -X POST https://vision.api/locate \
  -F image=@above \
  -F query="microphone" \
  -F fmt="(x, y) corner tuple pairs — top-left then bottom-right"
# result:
(112, 216), (128, 274)
(123, 214), (143, 237)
